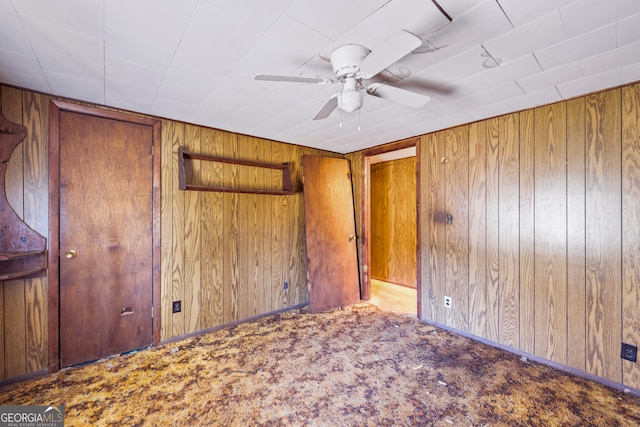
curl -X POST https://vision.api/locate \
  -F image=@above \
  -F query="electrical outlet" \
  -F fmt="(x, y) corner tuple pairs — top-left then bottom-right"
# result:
(284, 281), (289, 290)
(621, 343), (638, 362)
(172, 300), (182, 313)
(444, 296), (452, 309)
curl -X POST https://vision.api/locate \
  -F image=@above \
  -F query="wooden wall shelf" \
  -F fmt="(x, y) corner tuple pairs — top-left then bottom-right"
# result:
(178, 147), (294, 195)
(0, 111), (47, 281)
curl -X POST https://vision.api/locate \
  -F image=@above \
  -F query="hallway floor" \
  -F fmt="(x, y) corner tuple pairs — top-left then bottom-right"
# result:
(369, 278), (417, 317)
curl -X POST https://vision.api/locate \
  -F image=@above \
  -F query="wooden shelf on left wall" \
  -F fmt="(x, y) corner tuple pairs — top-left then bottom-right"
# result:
(0, 110), (47, 281)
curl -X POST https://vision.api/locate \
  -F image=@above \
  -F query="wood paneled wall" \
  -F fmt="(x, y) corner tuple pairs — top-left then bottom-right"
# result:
(160, 121), (335, 340)
(370, 157), (417, 287)
(0, 84), (337, 383)
(416, 84), (640, 390)
(0, 86), (49, 380)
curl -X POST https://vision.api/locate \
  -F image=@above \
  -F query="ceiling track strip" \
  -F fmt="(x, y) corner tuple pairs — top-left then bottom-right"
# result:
(431, 0), (453, 22)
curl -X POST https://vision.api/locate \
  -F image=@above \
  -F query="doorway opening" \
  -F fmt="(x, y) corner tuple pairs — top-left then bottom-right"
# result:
(361, 138), (419, 318)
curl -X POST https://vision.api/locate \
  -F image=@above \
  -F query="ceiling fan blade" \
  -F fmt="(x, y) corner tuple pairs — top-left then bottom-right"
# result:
(358, 30), (423, 78)
(366, 83), (431, 109)
(255, 74), (332, 85)
(313, 95), (339, 120)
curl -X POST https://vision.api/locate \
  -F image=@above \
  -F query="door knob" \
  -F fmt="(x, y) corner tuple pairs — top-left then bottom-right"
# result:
(349, 234), (355, 242)
(65, 249), (77, 259)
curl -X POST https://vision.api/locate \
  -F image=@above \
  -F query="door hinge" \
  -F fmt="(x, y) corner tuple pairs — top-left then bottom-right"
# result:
(151, 306), (154, 318)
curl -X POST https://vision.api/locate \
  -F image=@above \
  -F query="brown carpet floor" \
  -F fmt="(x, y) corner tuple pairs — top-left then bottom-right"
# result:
(2, 303), (640, 426)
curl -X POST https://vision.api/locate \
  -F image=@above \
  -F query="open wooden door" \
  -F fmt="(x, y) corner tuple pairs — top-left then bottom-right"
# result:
(302, 155), (360, 313)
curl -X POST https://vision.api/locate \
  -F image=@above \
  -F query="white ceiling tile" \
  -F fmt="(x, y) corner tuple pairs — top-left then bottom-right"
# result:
(414, 47), (494, 89)
(286, 0), (388, 40)
(210, 0), (294, 30)
(45, 71), (104, 104)
(534, 24), (616, 70)
(497, 0), (577, 27)
(13, 0), (102, 37)
(560, 0), (640, 37)
(556, 68), (621, 99)
(171, 1), (264, 78)
(106, 56), (164, 88)
(0, 49), (41, 77)
(424, 1), (513, 58)
(433, 0), (484, 20)
(106, 0), (198, 46)
(105, 78), (157, 112)
(618, 12), (640, 46)
(231, 14), (332, 78)
(150, 97), (199, 123)
(483, 11), (567, 62)
(106, 27), (174, 71)
(517, 62), (583, 93)
(0, 0), (22, 29)
(474, 55), (542, 87)
(465, 100), (514, 121)
(0, 68), (50, 94)
(581, 41), (640, 76)
(506, 86), (562, 111)
(156, 65), (217, 105)
(33, 47), (102, 81)
(622, 61), (640, 84)
(0, 25), (34, 55)
(20, 15), (103, 64)
(334, 0), (450, 52)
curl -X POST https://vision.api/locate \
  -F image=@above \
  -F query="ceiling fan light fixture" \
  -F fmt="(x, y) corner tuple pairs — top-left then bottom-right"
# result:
(338, 90), (364, 113)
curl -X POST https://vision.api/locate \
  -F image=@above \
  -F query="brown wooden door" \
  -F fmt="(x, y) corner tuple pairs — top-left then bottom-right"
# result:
(302, 155), (360, 313)
(59, 111), (154, 367)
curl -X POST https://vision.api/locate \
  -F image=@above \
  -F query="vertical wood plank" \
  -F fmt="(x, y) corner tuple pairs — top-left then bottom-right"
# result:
(4, 281), (27, 377)
(534, 102), (568, 365)
(247, 137), (267, 314)
(23, 92), (49, 373)
(280, 145), (291, 310)
(423, 132), (446, 324)
(468, 121), (487, 338)
(445, 126), (469, 331)
(485, 117), (501, 343)
(0, 282), (4, 379)
(566, 97), (587, 371)
(160, 119), (174, 339)
(260, 140), (275, 313)
(200, 129), (224, 329)
(519, 109), (536, 354)
(2, 86), (24, 218)
(169, 121), (186, 336)
(286, 144), (304, 305)
(183, 124), (201, 333)
(271, 143), (284, 310)
(2, 87), (27, 377)
(236, 135), (250, 319)
(585, 89), (622, 383)
(371, 162), (390, 281)
(622, 84), (640, 389)
(498, 113), (520, 348)
(223, 132), (239, 323)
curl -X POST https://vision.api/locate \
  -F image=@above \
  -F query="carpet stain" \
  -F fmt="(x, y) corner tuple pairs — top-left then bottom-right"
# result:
(1, 303), (639, 426)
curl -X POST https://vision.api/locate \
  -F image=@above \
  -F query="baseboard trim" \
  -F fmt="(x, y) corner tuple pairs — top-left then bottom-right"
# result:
(160, 303), (308, 346)
(420, 317), (640, 398)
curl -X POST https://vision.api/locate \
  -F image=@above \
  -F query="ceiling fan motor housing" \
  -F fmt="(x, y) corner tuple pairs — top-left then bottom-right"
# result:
(330, 44), (371, 80)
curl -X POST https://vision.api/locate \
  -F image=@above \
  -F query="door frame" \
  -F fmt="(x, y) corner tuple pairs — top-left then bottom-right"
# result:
(48, 100), (162, 372)
(359, 137), (421, 318)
